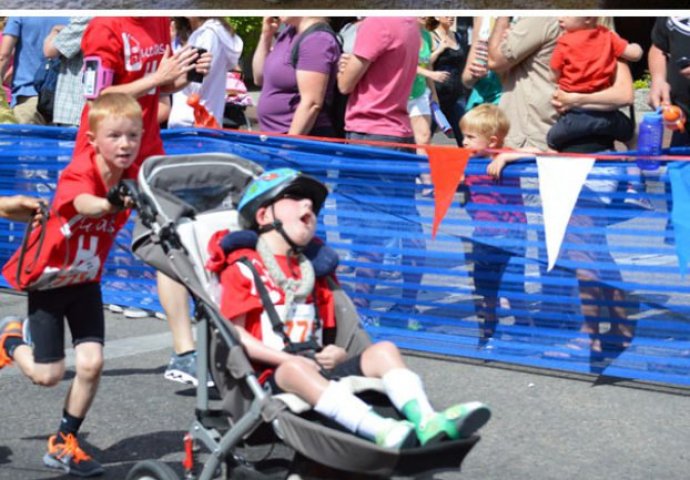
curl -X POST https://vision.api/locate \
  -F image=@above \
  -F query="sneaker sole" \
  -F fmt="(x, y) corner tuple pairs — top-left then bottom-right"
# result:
(163, 369), (215, 388)
(123, 308), (152, 319)
(107, 304), (124, 314)
(43, 454), (104, 478)
(0, 315), (23, 333)
(454, 404), (492, 439)
(421, 403), (492, 446)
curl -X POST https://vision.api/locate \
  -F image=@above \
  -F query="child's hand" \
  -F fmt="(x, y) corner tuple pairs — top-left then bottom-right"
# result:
(314, 345), (347, 370)
(285, 354), (321, 373)
(338, 53), (352, 74)
(155, 45), (197, 86)
(487, 156), (508, 179)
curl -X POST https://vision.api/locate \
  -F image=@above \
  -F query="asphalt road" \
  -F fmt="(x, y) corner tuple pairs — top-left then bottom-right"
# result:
(1, 288), (689, 480)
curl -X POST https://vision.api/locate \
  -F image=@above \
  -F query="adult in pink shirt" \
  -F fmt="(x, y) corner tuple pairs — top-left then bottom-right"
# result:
(339, 16), (419, 140)
(336, 17), (426, 326)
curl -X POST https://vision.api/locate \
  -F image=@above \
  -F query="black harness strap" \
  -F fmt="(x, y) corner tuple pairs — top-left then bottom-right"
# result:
(15, 202), (50, 290)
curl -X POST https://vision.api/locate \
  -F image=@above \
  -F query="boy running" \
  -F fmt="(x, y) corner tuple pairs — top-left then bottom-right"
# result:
(0, 93), (142, 477)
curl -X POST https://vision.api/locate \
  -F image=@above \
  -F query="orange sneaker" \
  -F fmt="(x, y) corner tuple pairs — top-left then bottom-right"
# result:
(43, 433), (104, 477)
(0, 316), (22, 369)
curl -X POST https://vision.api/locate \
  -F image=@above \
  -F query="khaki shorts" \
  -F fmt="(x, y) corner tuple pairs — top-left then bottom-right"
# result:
(12, 96), (47, 125)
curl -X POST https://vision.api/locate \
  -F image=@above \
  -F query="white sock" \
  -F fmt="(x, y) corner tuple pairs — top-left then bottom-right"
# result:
(382, 368), (434, 418)
(313, 381), (389, 440)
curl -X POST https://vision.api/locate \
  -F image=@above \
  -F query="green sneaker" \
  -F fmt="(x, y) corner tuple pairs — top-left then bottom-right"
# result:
(415, 401), (491, 445)
(374, 419), (417, 449)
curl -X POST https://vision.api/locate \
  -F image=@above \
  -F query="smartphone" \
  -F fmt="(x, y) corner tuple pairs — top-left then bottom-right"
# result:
(187, 47), (208, 83)
(675, 56), (690, 70)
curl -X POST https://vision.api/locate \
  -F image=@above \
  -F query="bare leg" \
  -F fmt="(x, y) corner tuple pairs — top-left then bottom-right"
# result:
(603, 286), (633, 346)
(360, 341), (406, 378)
(411, 114), (433, 187)
(410, 114), (432, 156)
(274, 357), (330, 405)
(577, 268), (602, 352)
(64, 342), (103, 417)
(157, 272), (195, 354)
(12, 343), (65, 386)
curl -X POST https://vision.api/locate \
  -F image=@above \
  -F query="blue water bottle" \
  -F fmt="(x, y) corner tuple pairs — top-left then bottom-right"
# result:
(430, 101), (452, 136)
(636, 111), (663, 171)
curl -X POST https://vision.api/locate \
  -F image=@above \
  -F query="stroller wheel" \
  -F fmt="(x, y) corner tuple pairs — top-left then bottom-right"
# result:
(126, 460), (180, 480)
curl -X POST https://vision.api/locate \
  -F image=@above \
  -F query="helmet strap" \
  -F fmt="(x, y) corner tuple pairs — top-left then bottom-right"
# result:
(257, 204), (305, 255)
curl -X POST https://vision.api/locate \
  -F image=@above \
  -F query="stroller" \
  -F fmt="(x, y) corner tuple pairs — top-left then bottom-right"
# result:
(124, 153), (480, 479)
(223, 71), (252, 131)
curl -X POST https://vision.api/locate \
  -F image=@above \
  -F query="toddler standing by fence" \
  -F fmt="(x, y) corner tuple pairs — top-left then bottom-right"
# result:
(460, 104), (532, 341)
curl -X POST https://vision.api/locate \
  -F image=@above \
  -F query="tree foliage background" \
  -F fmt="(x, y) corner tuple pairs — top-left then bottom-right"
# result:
(226, 16), (262, 85)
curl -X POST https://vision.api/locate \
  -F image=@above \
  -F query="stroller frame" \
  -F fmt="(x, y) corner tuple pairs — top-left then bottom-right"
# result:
(125, 153), (480, 480)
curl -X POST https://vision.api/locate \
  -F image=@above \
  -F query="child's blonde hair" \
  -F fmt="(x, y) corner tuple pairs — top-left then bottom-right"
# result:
(459, 104), (510, 144)
(88, 93), (143, 132)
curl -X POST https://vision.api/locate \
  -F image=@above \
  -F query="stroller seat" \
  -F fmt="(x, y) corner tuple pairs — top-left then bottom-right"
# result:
(128, 153), (481, 480)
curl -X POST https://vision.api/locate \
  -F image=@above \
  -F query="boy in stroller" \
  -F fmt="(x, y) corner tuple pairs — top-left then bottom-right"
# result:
(206, 168), (491, 450)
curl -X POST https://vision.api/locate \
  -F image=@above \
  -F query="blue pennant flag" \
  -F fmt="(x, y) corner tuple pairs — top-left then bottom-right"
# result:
(668, 161), (690, 277)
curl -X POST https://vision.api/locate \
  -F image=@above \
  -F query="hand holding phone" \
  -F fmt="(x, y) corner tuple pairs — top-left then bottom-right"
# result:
(187, 47), (208, 83)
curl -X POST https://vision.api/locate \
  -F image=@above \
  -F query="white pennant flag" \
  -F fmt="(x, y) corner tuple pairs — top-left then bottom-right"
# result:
(536, 155), (596, 271)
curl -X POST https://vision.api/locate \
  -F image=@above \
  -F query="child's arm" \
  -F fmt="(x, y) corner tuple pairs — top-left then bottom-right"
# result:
(416, 65), (450, 87)
(552, 60), (633, 113)
(73, 193), (127, 218)
(487, 147), (542, 179)
(0, 195), (44, 222)
(621, 42), (643, 63)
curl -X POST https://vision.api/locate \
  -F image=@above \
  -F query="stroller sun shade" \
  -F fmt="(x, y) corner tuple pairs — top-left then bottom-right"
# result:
(136, 153), (263, 224)
(131, 153), (263, 281)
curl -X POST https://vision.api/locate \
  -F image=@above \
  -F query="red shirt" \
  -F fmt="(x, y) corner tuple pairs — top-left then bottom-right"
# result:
(73, 17), (170, 178)
(551, 26), (629, 94)
(206, 234), (336, 352)
(2, 150), (130, 291)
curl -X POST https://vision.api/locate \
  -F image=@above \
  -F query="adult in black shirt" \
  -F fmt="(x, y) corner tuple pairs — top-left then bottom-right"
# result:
(428, 16), (469, 146)
(650, 16), (690, 147)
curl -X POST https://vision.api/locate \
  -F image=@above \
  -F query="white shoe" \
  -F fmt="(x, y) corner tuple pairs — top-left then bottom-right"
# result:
(124, 307), (150, 319)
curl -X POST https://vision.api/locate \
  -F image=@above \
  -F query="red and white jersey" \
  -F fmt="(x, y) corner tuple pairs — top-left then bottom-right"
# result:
(208, 243), (336, 352)
(73, 17), (170, 178)
(2, 150), (130, 291)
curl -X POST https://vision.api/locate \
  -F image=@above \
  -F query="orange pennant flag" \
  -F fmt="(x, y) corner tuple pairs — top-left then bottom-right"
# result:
(426, 145), (471, 238)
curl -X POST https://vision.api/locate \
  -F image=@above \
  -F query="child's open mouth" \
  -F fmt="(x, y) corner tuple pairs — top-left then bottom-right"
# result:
(300, 212), (313, 226)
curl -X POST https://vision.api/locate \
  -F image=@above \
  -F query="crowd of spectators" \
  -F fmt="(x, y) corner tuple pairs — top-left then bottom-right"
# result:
(1, 14), (688, 371)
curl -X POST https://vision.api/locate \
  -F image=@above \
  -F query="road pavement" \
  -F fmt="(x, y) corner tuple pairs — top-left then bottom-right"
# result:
(1, 288), (689, 480)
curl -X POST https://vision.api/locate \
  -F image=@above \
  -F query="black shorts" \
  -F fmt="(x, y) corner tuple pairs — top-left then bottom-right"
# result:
(266, 354), (364, 394)
(27, 282), (105, 364)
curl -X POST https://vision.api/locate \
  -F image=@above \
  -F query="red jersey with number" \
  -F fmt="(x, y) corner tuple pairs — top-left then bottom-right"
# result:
(73, 17), (170, 178)
(2, 150), (130, 291)
(206, 234), (336, 352)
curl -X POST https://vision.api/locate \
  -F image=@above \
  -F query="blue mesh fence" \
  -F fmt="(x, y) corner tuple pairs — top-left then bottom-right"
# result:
(1, 125), (689, 386)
